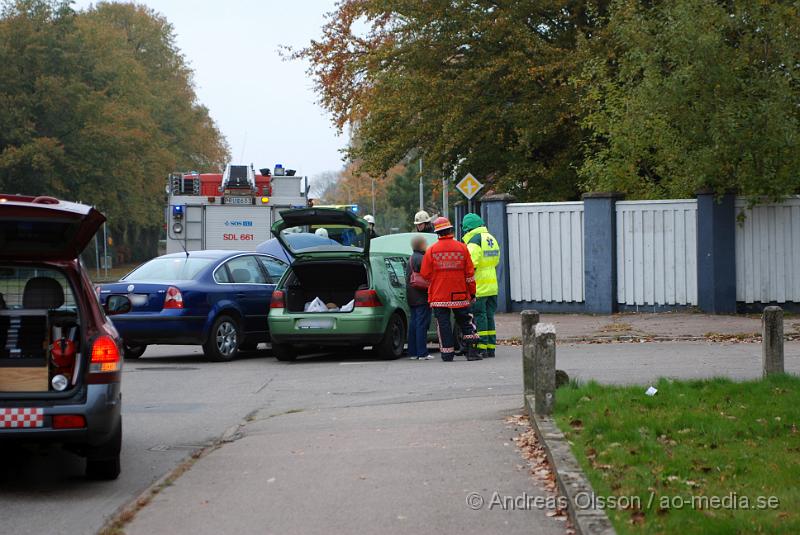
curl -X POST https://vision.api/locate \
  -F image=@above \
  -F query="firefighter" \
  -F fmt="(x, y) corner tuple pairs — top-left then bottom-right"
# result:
(364, 215), (380, 239)
(461, 213), (501, 358)
(420, 217), (482, 361)
(414, 210), (435, 233)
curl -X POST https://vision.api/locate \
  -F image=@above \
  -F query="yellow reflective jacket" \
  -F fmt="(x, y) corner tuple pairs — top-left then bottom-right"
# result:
(463, 226), (500, 297)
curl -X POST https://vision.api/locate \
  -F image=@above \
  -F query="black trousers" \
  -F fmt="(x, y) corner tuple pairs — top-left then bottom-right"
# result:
(433, 307), (479, 358)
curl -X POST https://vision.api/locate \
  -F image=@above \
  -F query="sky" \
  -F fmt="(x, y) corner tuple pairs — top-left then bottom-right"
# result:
(74, 0), (347, 181)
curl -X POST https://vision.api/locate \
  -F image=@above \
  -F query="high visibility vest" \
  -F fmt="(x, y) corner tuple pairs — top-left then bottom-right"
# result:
(463, 226), (500, 297)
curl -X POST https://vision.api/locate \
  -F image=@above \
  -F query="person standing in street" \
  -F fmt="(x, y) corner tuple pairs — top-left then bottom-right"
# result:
(461, 213), (500, 358)
(364, 215), (380, 239)
(405, 235), (433, 360)
(421, 217), (482, 361)
(413, 210), (435, 233)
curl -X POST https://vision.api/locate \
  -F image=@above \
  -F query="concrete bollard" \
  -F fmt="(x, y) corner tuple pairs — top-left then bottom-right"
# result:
(762, 306), (784, 377)
(521, 310), (540, 402)
(533, 323), (556, 416)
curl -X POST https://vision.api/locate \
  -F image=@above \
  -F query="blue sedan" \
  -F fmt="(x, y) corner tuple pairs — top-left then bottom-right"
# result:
(99, 251), (289, 361)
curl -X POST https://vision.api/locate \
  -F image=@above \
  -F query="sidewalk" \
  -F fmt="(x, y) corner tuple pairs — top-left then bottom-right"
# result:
(120, 340), (799, 535)
(126, 396), (567, 535)
(495, 312), (800, 342)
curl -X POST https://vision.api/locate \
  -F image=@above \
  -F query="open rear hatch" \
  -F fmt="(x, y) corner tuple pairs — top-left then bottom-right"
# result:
(0, 195), (102, 395)
(271, 207), (369, 259)
(0, 195), (105, 261)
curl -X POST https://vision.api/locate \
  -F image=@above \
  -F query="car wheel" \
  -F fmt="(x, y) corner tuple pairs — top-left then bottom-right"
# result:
(85, 420), (121, 481)
(203, 315), (241, 362)
(273, 342), (297, 361)
(122, 343), (147, 359)
(376, 313), (405, 360)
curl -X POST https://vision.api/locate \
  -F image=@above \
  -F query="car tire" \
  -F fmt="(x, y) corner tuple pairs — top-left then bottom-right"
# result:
(376, 313), (406, 360)
(203, 315), (241, 362)
(85, 420), (121, 481)
(273, 342), (297, 361)
(122, 343), (147, 359)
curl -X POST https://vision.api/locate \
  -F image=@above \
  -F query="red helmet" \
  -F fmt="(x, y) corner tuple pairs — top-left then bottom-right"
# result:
(433, 217), (453, 233)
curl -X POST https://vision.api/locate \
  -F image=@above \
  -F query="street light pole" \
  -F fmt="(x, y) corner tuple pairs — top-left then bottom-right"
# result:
(443, 175), (449, 220)
(419, 158), (423, 210)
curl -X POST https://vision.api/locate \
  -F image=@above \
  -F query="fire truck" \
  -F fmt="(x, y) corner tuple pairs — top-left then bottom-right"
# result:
(165, 163), (307, 254)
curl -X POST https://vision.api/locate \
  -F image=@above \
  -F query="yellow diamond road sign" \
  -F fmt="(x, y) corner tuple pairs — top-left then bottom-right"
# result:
(456, 173), (483, 200)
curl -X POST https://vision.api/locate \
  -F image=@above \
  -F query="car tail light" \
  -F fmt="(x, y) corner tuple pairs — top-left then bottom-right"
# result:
(89, 335), (121, 374)
(354, 289), (381, 307)
(164, 286), (183, 309)
(53, 414), (86, 429)
(270, 290), (285, 309)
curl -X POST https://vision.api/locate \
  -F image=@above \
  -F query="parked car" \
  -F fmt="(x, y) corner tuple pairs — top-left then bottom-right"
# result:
(99, 250), (289, 361)
(0, 194), (129, 480)
(267, 208), (437, 361)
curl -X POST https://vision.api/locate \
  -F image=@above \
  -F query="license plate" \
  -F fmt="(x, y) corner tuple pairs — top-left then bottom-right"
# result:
(0, 408), (44, 428)
(223, 196), (254, 205)
(296, 318), (334, 330)
(130, 294), (148, 306)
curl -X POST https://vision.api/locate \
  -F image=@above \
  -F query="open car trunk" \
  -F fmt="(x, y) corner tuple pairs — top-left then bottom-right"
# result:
(284, 260), (368, 313)
(0, 267), (83, 394)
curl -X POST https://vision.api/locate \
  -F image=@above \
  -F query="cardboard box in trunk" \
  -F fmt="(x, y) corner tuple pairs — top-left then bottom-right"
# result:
(0, 367), (48, 392)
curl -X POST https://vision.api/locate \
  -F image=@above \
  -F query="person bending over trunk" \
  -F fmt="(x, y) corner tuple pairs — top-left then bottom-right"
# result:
(420, 217), (482, 362)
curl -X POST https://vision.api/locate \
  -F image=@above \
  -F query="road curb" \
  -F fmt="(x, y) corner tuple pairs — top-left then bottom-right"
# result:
(525, 395), (616, 535)
(99, 420), (249, 534)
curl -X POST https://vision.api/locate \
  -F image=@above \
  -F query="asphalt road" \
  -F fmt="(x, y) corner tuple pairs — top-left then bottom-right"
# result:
(1, 339), (797, 535)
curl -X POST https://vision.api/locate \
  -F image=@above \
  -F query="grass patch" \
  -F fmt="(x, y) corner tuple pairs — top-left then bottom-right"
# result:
(554, 375), (800, 533)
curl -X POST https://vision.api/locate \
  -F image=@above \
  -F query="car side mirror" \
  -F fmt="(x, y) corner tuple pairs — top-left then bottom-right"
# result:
(105, 295), (132, 316)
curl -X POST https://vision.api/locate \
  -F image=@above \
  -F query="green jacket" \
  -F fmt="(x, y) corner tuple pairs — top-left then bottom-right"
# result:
(462, 226), (500, 297)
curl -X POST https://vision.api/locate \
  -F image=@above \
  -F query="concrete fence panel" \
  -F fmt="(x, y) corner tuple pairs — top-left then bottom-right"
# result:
(507, 202), (584, 304)
(616, 200), (698, 306)
(735, 196), (800, 304)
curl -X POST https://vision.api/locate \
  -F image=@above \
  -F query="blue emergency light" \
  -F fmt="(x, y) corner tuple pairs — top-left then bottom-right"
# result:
(274, 164), (285, 176)
(172, 205), (184, 218)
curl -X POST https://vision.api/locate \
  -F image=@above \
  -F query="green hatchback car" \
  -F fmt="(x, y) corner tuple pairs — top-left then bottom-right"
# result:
(267, 208), (436, 361)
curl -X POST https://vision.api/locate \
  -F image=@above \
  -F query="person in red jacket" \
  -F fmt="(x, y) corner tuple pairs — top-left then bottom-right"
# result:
(420, 217), (482, 361)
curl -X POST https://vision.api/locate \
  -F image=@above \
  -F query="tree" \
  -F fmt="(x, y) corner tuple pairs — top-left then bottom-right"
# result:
(0, 0), (229, 261)
(290, 0), (609, 202)
(577, 0), (800, 201)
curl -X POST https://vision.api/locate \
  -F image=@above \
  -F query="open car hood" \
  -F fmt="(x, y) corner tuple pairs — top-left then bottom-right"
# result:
(0, 195), (106, 261)
(271, 208), (369, 258)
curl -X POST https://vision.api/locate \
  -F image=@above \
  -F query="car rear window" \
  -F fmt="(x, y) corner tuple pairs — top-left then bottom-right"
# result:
(123, 257), (213, 282)
(0, 266), (77, 310)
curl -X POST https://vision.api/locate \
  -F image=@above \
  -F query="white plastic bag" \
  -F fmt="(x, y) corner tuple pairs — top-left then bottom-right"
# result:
(340, 299), (355, 312)
(304, 297), (327, 313)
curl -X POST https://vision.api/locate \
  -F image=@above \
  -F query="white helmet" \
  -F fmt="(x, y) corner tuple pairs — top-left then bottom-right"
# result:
(315, 227), (329, 238)
(364, 215), (375, 224)
(414, 210), (431, 225)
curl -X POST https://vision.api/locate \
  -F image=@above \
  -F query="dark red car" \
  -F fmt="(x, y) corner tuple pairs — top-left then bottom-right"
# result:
(0, 195), (130, 480)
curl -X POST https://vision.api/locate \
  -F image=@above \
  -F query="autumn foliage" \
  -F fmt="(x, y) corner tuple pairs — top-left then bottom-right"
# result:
(0, 0), (229, 260)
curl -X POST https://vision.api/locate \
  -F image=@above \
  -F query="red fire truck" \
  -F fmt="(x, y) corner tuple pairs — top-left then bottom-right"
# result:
(165, 163), (307, 254)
